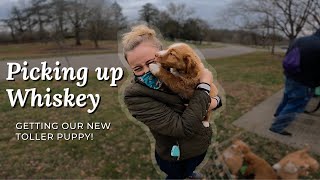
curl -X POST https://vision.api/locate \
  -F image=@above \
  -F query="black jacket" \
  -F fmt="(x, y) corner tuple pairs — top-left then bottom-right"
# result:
(124, 78), (218, 161)
(284, 30), (320, 87)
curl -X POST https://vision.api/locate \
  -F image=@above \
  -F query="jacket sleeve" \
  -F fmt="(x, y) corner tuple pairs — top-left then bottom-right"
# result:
(124, 89), (211, 138)
(212, 95), (223, 111)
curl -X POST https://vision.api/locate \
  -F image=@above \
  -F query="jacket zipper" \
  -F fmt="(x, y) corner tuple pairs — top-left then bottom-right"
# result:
(177, 140), (180, 160)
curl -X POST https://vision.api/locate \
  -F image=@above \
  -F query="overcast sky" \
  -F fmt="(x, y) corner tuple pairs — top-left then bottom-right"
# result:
(117, 0), (233, 27)
(0, 0), (233, 28)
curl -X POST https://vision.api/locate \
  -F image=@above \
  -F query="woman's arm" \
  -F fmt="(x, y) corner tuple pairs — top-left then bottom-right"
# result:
(124, 69), (214, 138)
(210, 96), (222, 111)
(124, 88), (211, 138)
(201, 68), (222, 111)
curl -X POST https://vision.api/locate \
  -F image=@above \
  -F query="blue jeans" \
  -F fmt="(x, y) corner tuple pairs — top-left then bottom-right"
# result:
(270, 76), (313, 132)
(155, 151), (206, 179)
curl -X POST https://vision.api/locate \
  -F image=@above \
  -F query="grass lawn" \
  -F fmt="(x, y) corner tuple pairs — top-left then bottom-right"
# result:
(203, 52), (320, 179)
(0, 39), (223, 61)
(0, 52), (318, 178)
(0, 39), (119, 61)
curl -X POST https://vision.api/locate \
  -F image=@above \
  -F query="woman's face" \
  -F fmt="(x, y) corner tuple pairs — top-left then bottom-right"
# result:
(126, 41), (159, 76)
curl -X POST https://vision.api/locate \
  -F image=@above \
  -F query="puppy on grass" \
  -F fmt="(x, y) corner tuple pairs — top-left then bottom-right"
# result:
(218, 140), (250, 178)
(149, 43), (219, 127)
(219, 139), (277, 179)
(242, 149), (278, 179)
(273, 146), (319, 180)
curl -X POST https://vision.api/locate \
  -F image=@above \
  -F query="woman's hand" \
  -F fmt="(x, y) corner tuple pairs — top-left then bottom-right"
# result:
(185, 96), (219, 111)
(209, 97), (218, 111)
(199, 68), (213, 85)
(200, 69), (221, 111)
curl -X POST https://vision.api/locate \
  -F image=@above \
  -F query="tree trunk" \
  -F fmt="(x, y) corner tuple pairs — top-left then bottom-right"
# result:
(59, 16), (64, 38)
(288, 35), (296, 46)
(75, 24), (81, 46)
(94, 39), (99, 48)
(271, 36), (275, 55)
(271, 26), (275, 55)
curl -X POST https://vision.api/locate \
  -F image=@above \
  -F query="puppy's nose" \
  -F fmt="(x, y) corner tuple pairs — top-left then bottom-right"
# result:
(155, 52), (162, 62)
(155, 57), (161, 62)
(155, 53), (162, 59)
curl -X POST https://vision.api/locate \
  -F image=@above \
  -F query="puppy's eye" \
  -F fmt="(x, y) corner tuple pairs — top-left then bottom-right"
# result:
(170, 52), (177, 58)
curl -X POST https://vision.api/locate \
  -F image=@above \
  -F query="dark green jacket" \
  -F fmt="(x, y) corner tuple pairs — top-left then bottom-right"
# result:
(124, 79), (213, 161)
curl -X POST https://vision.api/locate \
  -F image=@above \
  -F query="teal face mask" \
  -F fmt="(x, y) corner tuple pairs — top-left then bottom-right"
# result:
(135, 71), (163, 90)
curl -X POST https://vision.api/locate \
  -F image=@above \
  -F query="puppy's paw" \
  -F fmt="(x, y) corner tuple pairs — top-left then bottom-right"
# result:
(202, 121), (210, 127)
(149, 63), (161, 74)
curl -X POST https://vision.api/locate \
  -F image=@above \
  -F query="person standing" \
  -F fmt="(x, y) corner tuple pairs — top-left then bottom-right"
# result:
(121, 25), (222, 179)
(269, 29), (320, 136)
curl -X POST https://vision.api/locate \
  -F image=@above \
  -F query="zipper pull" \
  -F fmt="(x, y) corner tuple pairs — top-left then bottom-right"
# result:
(171, 145), (180, 160)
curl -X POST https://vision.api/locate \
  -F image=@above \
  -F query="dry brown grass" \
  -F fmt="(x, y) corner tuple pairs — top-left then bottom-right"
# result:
(0, 39), (118, 60)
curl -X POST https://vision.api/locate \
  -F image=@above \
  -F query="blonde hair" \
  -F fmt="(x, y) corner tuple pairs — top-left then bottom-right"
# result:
(122, 24), (162, 60)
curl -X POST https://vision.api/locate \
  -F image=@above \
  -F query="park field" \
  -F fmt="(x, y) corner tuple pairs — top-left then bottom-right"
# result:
(0, 52), (319, 178)
(0, 39), (223, 60)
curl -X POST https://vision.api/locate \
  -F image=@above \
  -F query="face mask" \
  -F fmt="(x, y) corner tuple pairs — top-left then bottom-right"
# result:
(135, 71), (163, 90)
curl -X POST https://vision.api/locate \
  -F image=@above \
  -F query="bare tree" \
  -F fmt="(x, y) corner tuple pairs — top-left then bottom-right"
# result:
(223, 0), (315, 52)
(26, 0), (53, 41)
(166, 2), (194, 24)
(274, 0), (313, 42)
(220, 0), (277, 52)
(307, 0), (320, 31)
(4, 6), (29, 42)
(138, 3), (160, 25)
(250, 0), (314, 43)
(66, 0), (90, 45)
(86, 0), (126, 47)
(86, 0), (111, 48)
(164, 3), (195, 40)
(109, 1), (127, 33)
(51, 0), (68, 39)
(182, 18), (209, 44)
(2, 18), (17, 42)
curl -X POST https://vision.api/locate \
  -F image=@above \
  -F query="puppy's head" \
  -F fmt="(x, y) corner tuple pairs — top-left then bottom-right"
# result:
(273, 147), (319, 178)
(155, 43), (202, 74)
(231, 139), (251, 154)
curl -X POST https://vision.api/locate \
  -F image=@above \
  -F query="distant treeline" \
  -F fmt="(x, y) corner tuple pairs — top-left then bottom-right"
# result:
(206, 29), (286, 46)
(0, 0), (286, 47)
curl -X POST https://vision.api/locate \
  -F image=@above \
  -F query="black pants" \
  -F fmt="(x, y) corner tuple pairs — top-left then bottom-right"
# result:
(155, 151), (206, 179)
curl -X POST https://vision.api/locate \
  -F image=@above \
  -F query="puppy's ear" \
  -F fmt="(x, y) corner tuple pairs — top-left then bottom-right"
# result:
(241, 145), (250, 154)
(300, 151), (308, 158)
(183, 54), (196, 73)
(232, 139), (239, 144)
(302, 145), (310, 152)
(300, 146), (310, 158)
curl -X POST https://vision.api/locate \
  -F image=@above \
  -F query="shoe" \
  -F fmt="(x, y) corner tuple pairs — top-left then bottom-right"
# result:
(269, 128), (292, 136)
(188, 171), (203, 179)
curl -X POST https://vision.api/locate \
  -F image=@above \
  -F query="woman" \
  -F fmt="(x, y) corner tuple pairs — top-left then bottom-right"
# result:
(122, 24), (222, 179)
